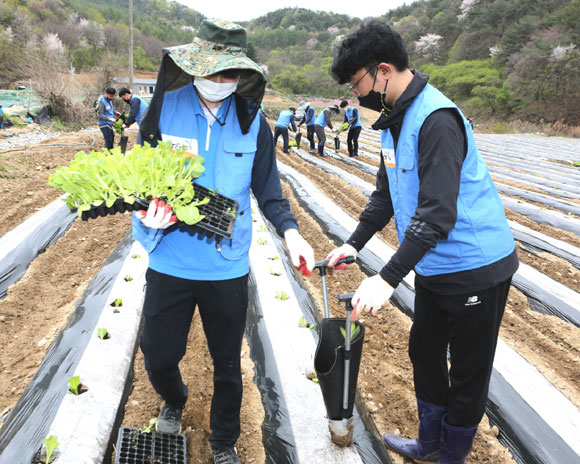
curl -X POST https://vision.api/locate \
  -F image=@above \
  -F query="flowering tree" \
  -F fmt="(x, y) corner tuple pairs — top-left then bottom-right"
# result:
(458, 0), (478, 21)
(415, 34), (443, 61)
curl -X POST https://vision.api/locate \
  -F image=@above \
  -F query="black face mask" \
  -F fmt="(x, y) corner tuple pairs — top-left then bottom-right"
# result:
(358, 77), (392, 116)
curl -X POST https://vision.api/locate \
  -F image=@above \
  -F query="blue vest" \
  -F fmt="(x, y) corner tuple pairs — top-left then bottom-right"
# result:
(304, 107), (316, 126)
(345, 107), (361, 128)
(381, 84), (514, 276)
(315, 108), (332, 127)
(275, 109), (294, 128)
(133, 96), (148, 124)
(99, 95), (114, 127)
(132, 84), (259, 280)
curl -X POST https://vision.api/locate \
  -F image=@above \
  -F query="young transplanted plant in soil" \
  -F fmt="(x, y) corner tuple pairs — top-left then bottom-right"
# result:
(48, 141), (209, 225)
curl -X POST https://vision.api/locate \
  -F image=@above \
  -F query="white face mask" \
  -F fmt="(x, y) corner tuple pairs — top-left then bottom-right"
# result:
(193, 76), (238, 102)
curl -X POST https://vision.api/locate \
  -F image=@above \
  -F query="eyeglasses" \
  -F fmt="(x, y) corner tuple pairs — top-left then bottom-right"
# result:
(347, 66), (376, 91)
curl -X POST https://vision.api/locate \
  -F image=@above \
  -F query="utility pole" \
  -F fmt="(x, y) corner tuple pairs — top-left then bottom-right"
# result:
(128, 0), (134, 91)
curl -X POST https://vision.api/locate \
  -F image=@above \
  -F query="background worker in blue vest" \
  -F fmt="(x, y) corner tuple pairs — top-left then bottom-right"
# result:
(135, 19), (315, 464)
(273, 106), (297, 153)
(297, 100), (316, 153)
(326, 19), (518, 464)
(313, 104), (340, 157)
(339, 100), (362, 157)
(96, 87), (120, 150)
(118, 87), (149, 145)
(0, 104), (4, 129)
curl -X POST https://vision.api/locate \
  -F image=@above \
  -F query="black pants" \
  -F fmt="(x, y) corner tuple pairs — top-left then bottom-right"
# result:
(100, 125), (114, 150)
(274, 126), (289, 153)
(140, 269), (249, 448)
(314, 124), (326, 155)
(347, 126), (362, 156)
(306, 125), (316, 150)
(409, 277), (511, 427)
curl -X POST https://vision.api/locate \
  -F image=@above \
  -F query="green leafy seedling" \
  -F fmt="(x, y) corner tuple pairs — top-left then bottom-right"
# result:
(132, 254), (141, 259)
(340, 322), (361, 342)
(225, 207), (236, 218)
(275, 291), (289, 301)
(298, 315), (314, 329)
(256, 238), (267, 245)
(258, 225), (267, 232)
(44, 435), (59, 464)
(141, 418), (157, 434)
(68, 376), (81, 395)
(572, 161), (580, 167)
(307, 368), (319, 384)
(97, 328), (108, 339)
(124, 275), (133, 282)
(269, 268), (281, 276)
(111, 298), (123, 307)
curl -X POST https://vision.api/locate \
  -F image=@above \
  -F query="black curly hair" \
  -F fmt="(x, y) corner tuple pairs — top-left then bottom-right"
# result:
(331, 19), (409, 85)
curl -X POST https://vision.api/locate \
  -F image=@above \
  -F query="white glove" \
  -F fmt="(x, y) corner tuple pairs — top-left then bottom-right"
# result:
(136, 198), (177, 229)
(326, 243), (357, 271)
(284, 228), (315, 276)
(350, 274), (394, 321)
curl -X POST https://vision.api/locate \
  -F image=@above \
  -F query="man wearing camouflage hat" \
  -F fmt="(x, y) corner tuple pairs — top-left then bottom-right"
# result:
(134, 19), (315, 464)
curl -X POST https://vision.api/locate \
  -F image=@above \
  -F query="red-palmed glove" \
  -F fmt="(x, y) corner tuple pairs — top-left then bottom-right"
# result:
(284, 228), (315, 277)
(135, 198), (178, 229)
(326, 243), (357, 271)
(350, 274), (394, 321)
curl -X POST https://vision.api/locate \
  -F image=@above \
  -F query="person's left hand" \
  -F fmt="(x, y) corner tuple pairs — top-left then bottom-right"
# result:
(350, 274), (394, 321)
(284, 228), (315, 276)
(114, 111), (121, 116)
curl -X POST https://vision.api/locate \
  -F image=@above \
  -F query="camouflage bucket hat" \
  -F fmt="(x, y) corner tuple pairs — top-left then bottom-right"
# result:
(166, 19), (265, 78)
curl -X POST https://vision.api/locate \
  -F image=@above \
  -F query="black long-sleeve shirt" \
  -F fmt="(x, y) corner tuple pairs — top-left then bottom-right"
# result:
(347, 71), (517, 294)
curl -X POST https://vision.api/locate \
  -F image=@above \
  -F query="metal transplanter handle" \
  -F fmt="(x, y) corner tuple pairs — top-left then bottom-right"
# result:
(338, 291), (356, 412)
(315, 256), (355, 318)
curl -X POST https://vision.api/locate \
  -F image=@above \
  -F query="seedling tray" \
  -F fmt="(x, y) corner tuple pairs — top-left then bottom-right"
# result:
(79, 184), (239, 240)
(114, 426), (187, 464)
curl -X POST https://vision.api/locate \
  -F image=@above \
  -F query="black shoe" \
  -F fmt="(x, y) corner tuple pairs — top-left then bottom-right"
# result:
(156, 403), (184, 434)
(211, 446), (241, 464)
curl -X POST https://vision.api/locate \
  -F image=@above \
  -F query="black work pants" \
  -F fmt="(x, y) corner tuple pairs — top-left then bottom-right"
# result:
(306, 124), (316, 150)
(314, 124), (326, 155)
(140, 269), (249, 448)
(100, 125), (114, 150)
(274, 126), (290, 153)
(347, 126), (362, 156)
(409, 277), (511, 427)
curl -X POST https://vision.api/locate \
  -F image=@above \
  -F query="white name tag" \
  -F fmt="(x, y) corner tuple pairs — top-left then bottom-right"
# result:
(161, 134), (199, 157)
(382, 148), (396, 168)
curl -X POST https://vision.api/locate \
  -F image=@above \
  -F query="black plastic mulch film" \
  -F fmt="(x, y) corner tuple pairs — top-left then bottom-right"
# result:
(80, 183), (239, 240)
(114, 427), (187, 464)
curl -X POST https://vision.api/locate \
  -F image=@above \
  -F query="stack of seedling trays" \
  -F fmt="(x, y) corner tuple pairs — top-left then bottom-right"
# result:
(114, 426), (187, 464)
(79, 183), (239, 241)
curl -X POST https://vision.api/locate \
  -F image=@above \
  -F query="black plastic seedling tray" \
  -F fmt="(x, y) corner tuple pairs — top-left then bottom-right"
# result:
(79, 183), (239, 240)
(114, 426), (187, 464)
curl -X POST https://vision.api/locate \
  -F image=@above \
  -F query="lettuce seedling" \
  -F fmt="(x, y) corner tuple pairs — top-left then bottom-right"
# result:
(111, 298), (123, 307)
(256, 238), (267, 245)
(68, 376), (81, 395)
(141, 418), (157, 434)
(132, 254), (141, 259)
(340, 322), (361, 342)
(43, 435), (59, 464)
(97, 328), (108, 339)
(298, 316), (314, 329)
(124, 275), (133, 282)
(275, 291), (289, 301)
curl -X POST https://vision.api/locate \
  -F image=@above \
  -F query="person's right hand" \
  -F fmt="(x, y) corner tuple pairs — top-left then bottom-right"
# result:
(326, 243), (357, 271)
(136, 198), (178, 229)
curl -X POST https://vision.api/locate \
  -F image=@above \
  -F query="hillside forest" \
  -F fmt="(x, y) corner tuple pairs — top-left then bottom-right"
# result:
(0, 0), (578, 126)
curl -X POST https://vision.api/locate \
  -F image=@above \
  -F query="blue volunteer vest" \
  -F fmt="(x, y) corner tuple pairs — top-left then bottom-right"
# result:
(132, 84), (259, 280)
(134, 96), (148, 124)
(315, 108), (332, 127)
(304, 107), (316, 126)
(99, 95), (114, 127)
(345, 107), (361, 128)
(275, 110), (294, 128)
(381, 83), (515, 276)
